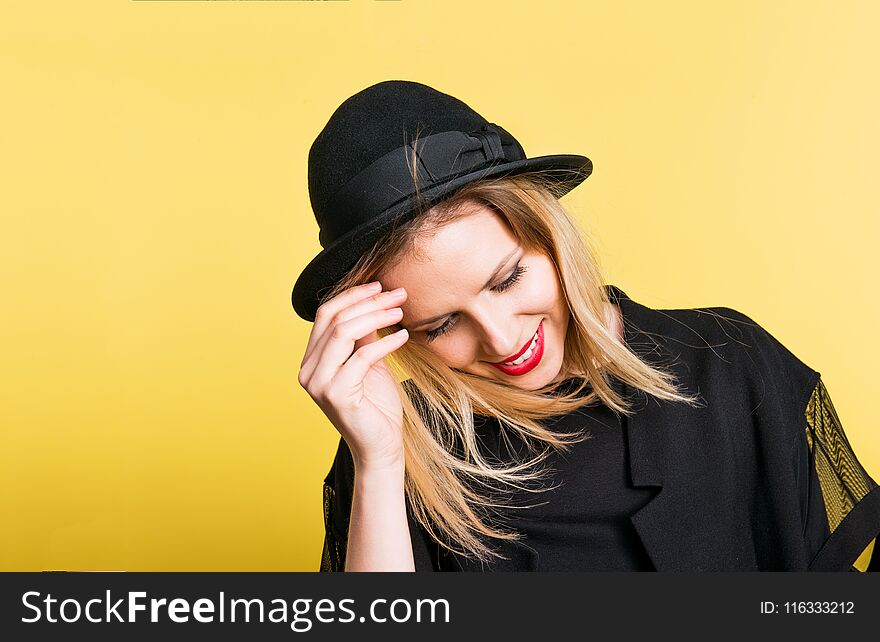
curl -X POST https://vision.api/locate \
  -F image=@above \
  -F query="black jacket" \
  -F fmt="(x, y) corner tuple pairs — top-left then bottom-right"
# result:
(320, 284), (880, 571)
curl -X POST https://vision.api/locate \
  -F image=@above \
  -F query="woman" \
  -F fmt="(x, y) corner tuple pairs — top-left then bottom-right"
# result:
(292, 80), (880, 571)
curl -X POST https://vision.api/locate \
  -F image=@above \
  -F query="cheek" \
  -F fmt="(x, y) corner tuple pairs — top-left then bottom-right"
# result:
(434, 342), (472, 368)
(520, 270), (560, 311)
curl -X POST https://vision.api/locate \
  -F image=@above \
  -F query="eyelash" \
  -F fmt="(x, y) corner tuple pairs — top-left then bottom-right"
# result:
(424, 264), (528, 342)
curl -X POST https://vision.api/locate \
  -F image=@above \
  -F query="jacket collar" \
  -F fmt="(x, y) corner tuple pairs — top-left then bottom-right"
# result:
(605, 283), (667, 487)
(605, 283), (710, 571)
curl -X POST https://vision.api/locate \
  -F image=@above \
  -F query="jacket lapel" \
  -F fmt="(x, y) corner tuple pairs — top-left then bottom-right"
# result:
(607, 285), (713, 571)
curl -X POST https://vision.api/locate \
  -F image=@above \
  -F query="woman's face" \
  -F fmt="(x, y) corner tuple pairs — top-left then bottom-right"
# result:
(378, 203), (571, 390)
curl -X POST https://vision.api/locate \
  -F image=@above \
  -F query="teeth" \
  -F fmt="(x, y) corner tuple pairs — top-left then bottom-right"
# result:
(502, 330), (539, 366)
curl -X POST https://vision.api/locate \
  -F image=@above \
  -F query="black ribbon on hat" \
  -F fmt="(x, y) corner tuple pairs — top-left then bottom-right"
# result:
(318, 124), (525, 248)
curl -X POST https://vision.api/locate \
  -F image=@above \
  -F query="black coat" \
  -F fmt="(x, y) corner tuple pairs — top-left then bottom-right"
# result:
(320, 284), (880, 571)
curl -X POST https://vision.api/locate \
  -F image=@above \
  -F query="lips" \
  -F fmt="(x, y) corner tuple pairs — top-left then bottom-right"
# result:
(499, 327), (539, 365)
(499, 330), (538, 365)
(489, 321), (545, 376)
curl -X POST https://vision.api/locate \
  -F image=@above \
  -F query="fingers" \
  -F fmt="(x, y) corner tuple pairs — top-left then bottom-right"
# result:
(306, 306), (405, 393)
(299, 283), (409, 387)
(333, 327), (409, 393)
(301, 285), (408, 371)
(302, 281), (381, 360)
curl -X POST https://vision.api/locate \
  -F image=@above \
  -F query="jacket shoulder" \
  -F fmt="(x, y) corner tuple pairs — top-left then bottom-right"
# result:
(704, 305), (819, 397)
(638, 303), (820, 405)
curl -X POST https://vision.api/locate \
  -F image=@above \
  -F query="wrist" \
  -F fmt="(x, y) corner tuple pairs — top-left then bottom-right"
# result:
(352, 453), (406, 479)
(351, 444), (405, 474)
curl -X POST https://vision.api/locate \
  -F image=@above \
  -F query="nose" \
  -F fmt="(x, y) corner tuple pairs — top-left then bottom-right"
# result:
(473, 312), (521, 362)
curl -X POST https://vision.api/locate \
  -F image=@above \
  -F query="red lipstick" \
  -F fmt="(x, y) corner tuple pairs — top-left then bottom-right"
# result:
(489, 320), (545, 376)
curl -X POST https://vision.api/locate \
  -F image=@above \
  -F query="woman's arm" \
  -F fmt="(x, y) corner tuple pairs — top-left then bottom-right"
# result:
(344, 456), (416, 572)
(800, 377), (880, 571)
(321, 435), (443, 572)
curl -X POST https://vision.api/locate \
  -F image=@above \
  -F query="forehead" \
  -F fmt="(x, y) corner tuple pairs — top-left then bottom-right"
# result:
(380, 206), (519, 309)
(385, 207), (516, 281)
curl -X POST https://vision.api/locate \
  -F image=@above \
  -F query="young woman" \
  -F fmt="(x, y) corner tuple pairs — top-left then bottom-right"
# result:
(292, 80), (880, 572)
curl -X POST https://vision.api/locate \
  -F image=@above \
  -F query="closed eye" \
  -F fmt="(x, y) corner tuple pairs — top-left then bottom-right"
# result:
(424, 263), (528, 342)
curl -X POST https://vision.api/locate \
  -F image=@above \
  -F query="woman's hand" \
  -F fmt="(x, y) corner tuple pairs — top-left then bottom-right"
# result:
(298, 281), (410, 471)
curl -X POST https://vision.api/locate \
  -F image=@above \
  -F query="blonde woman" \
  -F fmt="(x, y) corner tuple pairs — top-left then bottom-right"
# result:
(292, 80), (880, 572)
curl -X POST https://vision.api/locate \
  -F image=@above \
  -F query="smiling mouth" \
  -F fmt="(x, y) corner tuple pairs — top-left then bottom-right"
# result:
(498, 328), (539, 366)
(487, 321), (545, 376)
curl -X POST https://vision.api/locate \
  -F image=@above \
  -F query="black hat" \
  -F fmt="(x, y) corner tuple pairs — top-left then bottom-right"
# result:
(291, 79), (593, 322)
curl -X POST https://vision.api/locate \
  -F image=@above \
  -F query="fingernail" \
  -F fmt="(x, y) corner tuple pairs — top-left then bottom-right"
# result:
(367, 281), (382, 291)
(391, 287), (406, 295)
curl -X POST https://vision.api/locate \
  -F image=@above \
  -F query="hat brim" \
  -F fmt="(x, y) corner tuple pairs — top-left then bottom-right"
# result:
(291, 154), (592, 322)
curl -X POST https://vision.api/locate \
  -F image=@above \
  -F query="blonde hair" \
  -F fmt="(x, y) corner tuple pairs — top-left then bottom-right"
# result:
(321, 156), (702, 562)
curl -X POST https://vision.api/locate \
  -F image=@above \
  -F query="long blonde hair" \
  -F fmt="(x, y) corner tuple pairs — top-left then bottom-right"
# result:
(322, 166), (702, 562)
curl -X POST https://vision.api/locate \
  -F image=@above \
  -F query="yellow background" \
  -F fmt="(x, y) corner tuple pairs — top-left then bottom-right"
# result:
(1, 0), (877, 571)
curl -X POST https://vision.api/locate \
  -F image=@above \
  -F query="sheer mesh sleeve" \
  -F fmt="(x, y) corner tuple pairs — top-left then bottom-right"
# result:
(320, 479), (346, 572)
(318, 435), (444, 572)
(318, 437), (355, 572)
(803, 378), (880, 571)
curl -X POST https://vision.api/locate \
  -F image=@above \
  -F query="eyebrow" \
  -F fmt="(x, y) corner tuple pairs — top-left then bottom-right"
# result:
(403, 246), (521, 331)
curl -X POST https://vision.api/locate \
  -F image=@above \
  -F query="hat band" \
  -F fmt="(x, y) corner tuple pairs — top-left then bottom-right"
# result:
(318, 124), (525, 248)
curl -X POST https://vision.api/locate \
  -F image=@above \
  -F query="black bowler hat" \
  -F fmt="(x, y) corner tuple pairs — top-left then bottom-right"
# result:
(291, 79), (593, 322)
